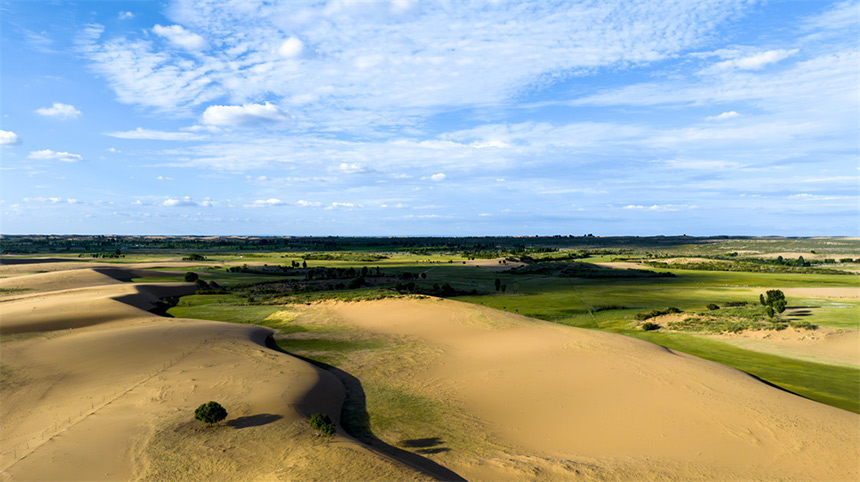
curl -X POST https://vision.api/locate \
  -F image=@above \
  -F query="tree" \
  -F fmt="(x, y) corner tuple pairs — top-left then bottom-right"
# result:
(494, 278), (501, 291)
(309, 413), (336, 436)
(194, 401), (227, 425)
(195, 279), (210, 290)
(760, 290), (787, 318)
(302, 260), (307, 269)
(184, 272), (199, 282)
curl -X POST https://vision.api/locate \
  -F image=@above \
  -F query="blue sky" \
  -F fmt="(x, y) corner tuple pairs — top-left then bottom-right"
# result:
(1, 0), (857, 236)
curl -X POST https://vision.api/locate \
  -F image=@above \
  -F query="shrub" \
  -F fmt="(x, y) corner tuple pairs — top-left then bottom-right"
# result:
(706, 303), (719, 310)
(641, 322), (660, 331)
(184, 272), (199, 282)
(195, 279), (210, 290)
(309, 413), (336, 436)
(634, 307), (683, 320)
(194, 401), (227, 425)
(793, 321), (817, 330)
(723, 301), (748, 307)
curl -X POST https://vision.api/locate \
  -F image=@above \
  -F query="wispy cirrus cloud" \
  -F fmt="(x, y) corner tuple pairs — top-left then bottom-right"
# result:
(106, 127), (206, 141)
(152, 24), (208, 51)
(78, 1), (752, 120)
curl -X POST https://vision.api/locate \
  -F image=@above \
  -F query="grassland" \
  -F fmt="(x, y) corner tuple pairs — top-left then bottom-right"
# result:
(152, 239), (859, 416)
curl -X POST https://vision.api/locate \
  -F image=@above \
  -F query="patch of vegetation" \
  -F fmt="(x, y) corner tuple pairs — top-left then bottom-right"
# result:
(509, 261), (673, 279)
(640, 322), (660, 331)
(308, 413), (336, 436)
(634, 307), (682, 320)
(182, 253), (207, 261)
(183, 272), (199, 282)
(194, 401), (227, 425)
(589, 304), (631, 312)
(643, 259), (848, 275)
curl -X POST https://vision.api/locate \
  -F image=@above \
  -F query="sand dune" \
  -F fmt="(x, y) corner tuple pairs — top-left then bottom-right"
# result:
(324, 298), (860, 481)
(0, 268), (431, 481)
(3, 265), (858, 481)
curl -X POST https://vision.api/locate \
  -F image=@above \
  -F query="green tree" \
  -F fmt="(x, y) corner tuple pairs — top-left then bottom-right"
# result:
(309, 413), (336, 436)
(494, 278), (501, 291)
(194, 401), (227, 425)
(184, 272), (199, 282)
(760, 290), (787, 318)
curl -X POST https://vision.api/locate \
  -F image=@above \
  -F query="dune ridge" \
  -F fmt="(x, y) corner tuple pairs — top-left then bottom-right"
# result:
(322, 298), (860, 481)
(0, 266), (432, 481)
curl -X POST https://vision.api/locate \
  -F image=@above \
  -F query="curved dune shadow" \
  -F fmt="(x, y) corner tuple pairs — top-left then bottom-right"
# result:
(264, 336), (466, 482)
(227, 413), (283, 429)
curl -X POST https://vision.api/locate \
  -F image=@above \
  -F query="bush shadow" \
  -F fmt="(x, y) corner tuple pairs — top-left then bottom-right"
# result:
(227, 413), (282, 429)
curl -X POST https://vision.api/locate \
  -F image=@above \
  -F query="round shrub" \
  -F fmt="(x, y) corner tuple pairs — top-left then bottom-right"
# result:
(184, 271), (199, 282)
(641, 321), (660, 331)
(706, 303), (720, 310)
(194, 401), (227, 425)
(309, 413), (336, 436)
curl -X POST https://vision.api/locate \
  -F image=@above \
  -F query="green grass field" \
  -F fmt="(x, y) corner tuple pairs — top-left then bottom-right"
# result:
(151, 246), (859, 414)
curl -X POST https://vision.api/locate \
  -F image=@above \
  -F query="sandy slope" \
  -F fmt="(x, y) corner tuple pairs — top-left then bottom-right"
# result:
(709, 327), (859, 367)
(324, 298), (860, 481)
(0, 268), (430, 481)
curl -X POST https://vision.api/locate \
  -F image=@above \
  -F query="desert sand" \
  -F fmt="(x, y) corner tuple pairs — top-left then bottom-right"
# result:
(2, 263), (859, 481)
(323, 299), (860, 481)
(0, 267), (432, 481)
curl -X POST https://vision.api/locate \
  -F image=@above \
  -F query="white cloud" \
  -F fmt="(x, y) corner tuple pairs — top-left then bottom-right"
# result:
(27, 149), (83, 162)
(331, 162), (366, 174)
(152, 24), (208, 51)
(23, 197), (80, 204)
(428, 173), (446, 182)
(327, 202), (357, 210)
(118, 11), (134, 20)
(107, 147), (120, 153)
(0, 130), (21, 146)
(248, 198), (285, 207)
(162, 196), (197, 207)
(278, 37), (304, 58)
(81, 2), (752, 117)
(713, 49), (798, 71)
(157, 176), (174, 181)
(201, 102), (286, 126)
(35, 102), (82, 120)
(106, 127), (206, 141)
(622, 204), (696, 211)
(706, 111), (740, 121)
(297, 200), (322, 207)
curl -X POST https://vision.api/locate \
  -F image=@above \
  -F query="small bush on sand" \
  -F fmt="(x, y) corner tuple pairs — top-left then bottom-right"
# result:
(194, 401), (227, 426)
(309, 413), (336, 436)
(641, 321), (660, 331)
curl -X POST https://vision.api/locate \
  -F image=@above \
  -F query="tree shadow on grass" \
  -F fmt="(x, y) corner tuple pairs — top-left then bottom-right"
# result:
(227, 413), (282, 429)
(264, 335), (465, 482)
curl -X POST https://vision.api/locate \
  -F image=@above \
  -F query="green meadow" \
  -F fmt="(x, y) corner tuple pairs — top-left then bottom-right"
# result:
(77, 235), (853, 414)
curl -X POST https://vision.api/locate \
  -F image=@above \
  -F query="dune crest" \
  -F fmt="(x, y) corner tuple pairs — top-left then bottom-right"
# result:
(0, 267), (431, 481)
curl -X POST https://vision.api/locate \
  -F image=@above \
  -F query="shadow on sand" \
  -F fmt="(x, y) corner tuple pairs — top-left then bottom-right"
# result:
(265, 335), (465, 482)
(227, 413), (283, 429)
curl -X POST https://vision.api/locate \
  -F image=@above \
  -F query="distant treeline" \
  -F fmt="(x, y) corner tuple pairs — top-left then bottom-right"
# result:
(3, 234), (857, 259)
